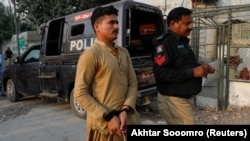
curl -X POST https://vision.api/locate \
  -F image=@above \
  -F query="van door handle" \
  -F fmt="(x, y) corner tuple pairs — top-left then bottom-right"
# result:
(32, 68), (39, 71)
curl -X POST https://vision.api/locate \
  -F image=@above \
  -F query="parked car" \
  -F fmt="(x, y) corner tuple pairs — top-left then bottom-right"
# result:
(2, 43), (41, 101)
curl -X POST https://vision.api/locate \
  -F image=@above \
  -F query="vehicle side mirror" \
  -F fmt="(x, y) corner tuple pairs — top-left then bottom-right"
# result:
(12, 57), (19, 64)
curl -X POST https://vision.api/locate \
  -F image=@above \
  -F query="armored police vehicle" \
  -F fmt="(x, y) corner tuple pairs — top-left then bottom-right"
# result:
(2, 0), (165, 119)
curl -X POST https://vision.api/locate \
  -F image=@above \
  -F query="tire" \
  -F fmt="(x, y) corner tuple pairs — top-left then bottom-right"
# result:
(6, 79), (20, 102)
(70, 89), (87, 119)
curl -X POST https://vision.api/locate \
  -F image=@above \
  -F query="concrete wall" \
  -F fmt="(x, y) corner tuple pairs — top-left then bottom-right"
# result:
(217, 0), (250, 6)
(230, 82), (250, 107)
(134, 0), (192, 15)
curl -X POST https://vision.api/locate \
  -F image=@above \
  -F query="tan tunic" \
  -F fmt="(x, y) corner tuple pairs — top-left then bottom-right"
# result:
(74, 39), (140, 139)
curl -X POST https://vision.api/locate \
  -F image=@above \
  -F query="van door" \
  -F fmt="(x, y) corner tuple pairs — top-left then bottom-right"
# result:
(124, 6), (165, 96)
(39, 18), (65, 98)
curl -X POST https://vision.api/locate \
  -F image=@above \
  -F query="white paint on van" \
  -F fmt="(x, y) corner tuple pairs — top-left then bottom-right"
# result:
(70, 38), (94, 51)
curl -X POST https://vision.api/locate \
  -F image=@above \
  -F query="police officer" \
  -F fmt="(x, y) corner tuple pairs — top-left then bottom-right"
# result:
(152, 7), (215, 124)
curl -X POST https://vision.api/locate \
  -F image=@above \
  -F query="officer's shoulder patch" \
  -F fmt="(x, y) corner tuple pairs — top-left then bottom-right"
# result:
(156, 45), (164, 53)
(154, 44), (167, 66)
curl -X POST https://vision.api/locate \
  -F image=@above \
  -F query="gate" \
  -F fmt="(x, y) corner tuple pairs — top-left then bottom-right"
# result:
(191, 4), (250, 111)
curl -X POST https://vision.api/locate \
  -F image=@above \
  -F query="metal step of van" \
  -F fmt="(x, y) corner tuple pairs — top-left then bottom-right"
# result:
(39, 92), (58, 98)
(38, 72), (57, 78)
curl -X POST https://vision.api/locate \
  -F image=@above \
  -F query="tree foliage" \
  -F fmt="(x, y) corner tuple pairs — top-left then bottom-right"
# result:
(0, 2), (13, 44)
(14, 0), (119, 26)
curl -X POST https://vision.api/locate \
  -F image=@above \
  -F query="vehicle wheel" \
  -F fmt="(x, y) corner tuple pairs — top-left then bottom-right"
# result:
(6, 79), (20, 102)
(70, 89), (87, 119)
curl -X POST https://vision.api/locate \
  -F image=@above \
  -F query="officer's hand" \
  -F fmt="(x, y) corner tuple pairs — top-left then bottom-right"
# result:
(203, 64), (215, 74)
(208, 65), (215, 74)
(193, 65), (208, 78)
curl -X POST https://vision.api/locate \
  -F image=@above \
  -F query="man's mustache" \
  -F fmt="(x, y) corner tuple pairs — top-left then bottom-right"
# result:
(113, 29), (119, 34)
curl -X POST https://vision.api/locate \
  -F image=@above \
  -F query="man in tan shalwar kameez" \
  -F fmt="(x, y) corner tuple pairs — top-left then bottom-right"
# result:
(74, 5), (140, 141)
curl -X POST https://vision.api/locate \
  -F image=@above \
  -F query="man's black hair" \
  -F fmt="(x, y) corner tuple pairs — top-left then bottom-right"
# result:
(91, 5), (118, 30)
(166, 7), (192, 26)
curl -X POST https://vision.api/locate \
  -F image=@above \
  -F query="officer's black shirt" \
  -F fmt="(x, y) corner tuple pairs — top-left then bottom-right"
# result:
(152, 30), (202, 98)
(5, 49), (13, 58)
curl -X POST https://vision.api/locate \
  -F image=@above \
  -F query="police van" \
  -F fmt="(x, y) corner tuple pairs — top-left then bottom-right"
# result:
(3, 0), (165, 119)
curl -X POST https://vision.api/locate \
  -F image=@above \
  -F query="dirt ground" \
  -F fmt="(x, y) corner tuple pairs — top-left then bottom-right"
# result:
(137, 94), (250, 125)
(1, 94), (250, 125)
(1, 95), (250, 141)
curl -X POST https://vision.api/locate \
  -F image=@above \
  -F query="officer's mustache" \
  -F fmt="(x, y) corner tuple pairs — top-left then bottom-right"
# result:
(187, 28), (192, 32)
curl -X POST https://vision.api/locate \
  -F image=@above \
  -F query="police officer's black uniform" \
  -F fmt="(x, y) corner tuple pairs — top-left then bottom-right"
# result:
(152, 30), (202, 98)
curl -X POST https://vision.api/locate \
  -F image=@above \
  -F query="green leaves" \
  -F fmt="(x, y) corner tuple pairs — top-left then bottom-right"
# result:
(0, 0), (119, 44)
(15, 0), (119, 26)
(0, 2), (13, 44)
